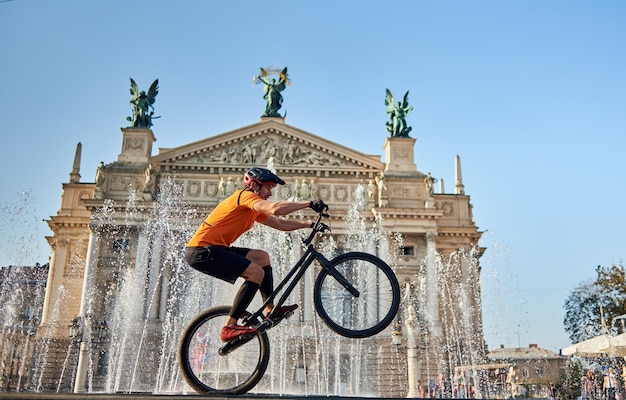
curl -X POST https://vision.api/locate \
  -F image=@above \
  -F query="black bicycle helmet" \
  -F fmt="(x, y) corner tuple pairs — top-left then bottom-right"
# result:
(243, 167), (285, 186)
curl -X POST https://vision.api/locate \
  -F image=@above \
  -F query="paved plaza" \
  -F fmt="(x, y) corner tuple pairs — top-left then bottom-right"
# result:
(0, 392), (408, 400)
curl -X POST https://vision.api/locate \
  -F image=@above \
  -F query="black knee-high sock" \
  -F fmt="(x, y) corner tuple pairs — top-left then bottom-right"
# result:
(229, 281), (260, 320)
(259, 266), (273, 302)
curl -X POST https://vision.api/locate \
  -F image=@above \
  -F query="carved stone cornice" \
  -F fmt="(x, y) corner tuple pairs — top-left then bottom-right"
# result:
(372, 208), (443, 220)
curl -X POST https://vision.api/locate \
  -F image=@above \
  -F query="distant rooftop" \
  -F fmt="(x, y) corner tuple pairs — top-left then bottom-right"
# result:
(488, 344), (562, 360)
(0, 263), (49, 280)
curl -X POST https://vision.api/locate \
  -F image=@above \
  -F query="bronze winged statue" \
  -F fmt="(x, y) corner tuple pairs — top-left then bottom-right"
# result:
(127, 78), (160, 128)
(385, 89), (413, 137)
(254, 67), (290, 118)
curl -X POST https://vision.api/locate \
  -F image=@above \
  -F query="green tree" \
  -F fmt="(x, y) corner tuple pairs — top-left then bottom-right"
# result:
(563, 263), (626, 344)
(556, 358), (584, 400)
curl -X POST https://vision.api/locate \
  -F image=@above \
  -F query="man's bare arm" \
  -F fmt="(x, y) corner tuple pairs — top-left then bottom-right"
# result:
(253, 199), (310, 216)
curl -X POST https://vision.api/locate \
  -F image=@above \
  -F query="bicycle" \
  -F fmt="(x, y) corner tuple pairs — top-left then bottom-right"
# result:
(178, 207), (401, 394)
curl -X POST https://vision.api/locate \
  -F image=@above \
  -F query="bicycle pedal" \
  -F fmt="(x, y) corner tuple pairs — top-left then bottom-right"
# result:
(271, 310), (294, 326)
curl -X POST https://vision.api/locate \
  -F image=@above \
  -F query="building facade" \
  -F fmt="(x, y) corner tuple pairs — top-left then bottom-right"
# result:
(33, 115), (485, 396)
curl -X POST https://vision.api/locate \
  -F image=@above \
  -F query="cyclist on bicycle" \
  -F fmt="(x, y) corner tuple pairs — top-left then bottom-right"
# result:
(185, 167), (327, 342)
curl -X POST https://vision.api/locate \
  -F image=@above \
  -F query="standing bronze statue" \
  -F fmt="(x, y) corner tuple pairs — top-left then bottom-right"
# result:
(385, 89), (413, 137)
(127, 78), (160, 128)
(254, 67), (290, 118)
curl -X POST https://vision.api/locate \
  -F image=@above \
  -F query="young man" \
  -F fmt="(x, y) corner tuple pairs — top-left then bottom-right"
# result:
(185, 167), (327, 342)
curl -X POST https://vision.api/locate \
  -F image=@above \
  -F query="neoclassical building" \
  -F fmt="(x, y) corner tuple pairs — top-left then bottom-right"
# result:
(35, 112), (485, 396)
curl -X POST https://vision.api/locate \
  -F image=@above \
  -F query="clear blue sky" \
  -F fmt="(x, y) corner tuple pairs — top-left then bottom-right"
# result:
(1, 0), (624, 354)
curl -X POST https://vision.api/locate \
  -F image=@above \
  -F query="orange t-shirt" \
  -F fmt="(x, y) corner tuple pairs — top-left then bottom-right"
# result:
(186, 189), (269, 247)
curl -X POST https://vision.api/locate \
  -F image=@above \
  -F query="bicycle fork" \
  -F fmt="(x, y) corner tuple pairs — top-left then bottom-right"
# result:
(316, 253), (360, 298)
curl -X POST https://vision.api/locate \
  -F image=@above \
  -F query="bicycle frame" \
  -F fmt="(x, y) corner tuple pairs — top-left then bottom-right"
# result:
(242, 211), (359, 330)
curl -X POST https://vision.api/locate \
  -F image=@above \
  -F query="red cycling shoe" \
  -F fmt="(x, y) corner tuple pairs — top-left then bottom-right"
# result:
(220, 324), (258, 342)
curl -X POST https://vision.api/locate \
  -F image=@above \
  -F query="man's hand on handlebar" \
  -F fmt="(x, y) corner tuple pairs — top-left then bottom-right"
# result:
(310, 221), (331, 233)
(309, 199), (328, 213)
(317, 223), (331, 233)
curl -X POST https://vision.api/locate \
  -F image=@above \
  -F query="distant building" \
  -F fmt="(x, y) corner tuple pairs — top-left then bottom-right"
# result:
(487, 344), (566, 398)
(0, 263), (49, 391)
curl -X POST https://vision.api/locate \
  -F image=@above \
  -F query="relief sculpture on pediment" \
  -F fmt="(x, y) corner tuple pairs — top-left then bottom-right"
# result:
(183, 134), (345, 167)
(241, 142), (257, 164)
(208, 149), (229, 163)
(281, 140), (297, 164)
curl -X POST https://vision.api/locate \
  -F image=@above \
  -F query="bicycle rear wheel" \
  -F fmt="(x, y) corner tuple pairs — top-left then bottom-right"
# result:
(314, 252), (400, 338)
(178, 306), (270, 394)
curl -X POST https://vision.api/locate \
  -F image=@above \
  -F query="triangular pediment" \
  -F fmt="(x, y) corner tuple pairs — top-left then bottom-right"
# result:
(151, 119), (383, 174)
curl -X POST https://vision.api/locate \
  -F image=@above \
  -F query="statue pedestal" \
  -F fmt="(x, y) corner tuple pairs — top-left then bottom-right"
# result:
(260, 116), (285, 124)
(425, 197), (435, 209)
(383, 137), (417, 174)
(118, 128), (156, 164)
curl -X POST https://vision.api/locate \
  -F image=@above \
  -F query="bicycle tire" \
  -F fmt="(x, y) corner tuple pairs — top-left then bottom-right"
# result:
(314, 252), (400, 338)
(178, 306), (270, 394)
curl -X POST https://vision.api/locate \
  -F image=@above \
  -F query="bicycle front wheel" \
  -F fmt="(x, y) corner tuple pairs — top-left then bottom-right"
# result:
(178, 306), (270, 394)
(314, 252), (400, 338)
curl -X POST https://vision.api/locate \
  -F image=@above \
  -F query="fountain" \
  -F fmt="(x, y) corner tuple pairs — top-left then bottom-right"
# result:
(400, 247), (491, 398)
(0, 177), (497, 397)
(0, 190), (49, 392)
(90, 177), (402, 396)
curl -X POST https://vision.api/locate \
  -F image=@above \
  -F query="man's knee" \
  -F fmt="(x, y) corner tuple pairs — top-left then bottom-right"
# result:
(241, 263), (264, 283)
(247, 249), (270, 266)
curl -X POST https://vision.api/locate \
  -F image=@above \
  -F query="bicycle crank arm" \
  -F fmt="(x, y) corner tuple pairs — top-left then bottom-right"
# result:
(218, 334), (256, 356)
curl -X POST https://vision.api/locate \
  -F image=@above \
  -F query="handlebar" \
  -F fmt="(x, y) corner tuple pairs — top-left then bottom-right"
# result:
(303, 209), (331, 245)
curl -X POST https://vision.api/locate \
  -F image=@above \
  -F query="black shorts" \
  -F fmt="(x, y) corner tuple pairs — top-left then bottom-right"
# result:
(184, 245), (252, 284)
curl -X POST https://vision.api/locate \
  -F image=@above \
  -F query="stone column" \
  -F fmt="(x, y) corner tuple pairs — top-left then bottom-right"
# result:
(134, 227), (153, 320)
(40, 239), (67, 327)
(405, 299), (420, 398)
(74, 224), (100, 393)
(78, 225), (100, 316)
(148, 234), (163, 321)
(425, 231), (442, 337)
